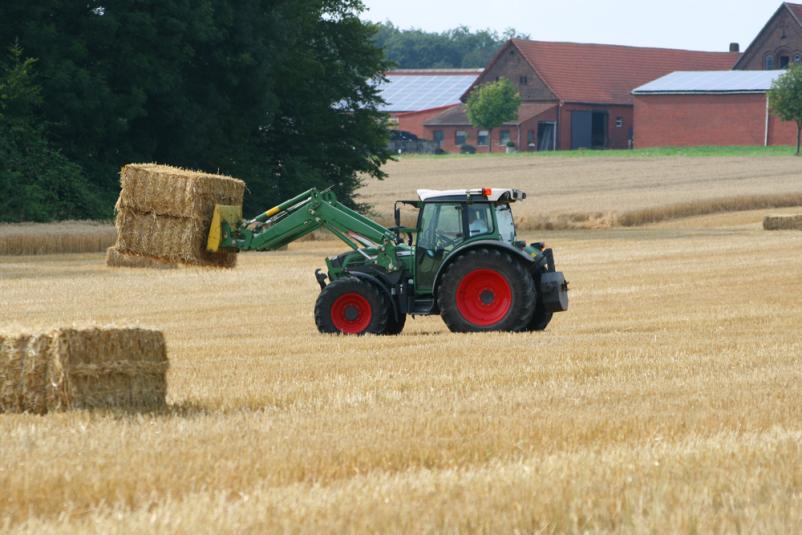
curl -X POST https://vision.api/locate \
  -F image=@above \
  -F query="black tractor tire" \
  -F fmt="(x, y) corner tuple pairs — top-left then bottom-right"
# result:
(315, 277), (389, 335)
(528, 299), (553, 331)
(437, 248), (536, 333)
(381, 312), (407, 335)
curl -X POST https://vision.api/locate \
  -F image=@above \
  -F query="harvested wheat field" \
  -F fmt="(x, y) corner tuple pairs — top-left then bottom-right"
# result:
(2, 185), (802, 532)
(0, 220), (115, 256)
(363, 155), (802, 228)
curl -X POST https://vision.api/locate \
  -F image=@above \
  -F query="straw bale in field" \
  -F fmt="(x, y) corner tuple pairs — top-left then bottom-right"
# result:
(113, 209), (236, 267)
(116, 164), (245, 220)
(763, 214), (802, 230)
(111, 163), (242, 268)
(105, 247), (178, 269)
(0, 327), (168, 414)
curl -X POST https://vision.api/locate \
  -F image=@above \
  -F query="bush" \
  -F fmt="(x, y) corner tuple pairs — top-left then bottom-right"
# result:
(460, 144), (476, 154)
(506, 141), (516, 148)
(434, 147), (448, 155)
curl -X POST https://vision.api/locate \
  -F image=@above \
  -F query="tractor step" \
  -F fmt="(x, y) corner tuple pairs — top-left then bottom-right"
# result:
(411, 298), (435, 315)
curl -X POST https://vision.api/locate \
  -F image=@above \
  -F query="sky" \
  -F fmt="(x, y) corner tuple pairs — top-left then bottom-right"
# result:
(361, 0), (785, 52)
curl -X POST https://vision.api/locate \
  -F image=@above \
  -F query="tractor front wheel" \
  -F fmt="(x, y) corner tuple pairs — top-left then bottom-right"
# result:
(315, 277), (389, 335)
(437, 248), (536, 333)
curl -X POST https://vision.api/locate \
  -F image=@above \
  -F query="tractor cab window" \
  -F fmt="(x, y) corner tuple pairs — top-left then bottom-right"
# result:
(496, 203), (516, 243)
(416, 202), (464, 292)
(417, 203), (463, 251)
(466, 203), (494, 237)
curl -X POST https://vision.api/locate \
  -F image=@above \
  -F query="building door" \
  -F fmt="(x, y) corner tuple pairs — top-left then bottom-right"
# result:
(591, 112), (608, 148)
(433, 130), (444, 148)
(570, 111), (592, 149)
(537, 122), (556, 150)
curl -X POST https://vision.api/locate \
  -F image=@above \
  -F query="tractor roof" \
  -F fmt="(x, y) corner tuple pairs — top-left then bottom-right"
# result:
(416, 188), (526, 202)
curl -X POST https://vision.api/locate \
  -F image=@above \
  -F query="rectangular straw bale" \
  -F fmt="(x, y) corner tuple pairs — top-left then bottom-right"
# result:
(0, 333), (51, 414)
(0, 327), (168, 414)
(763, 214), (802, 230)
(116, 164), (245, 220)
(113, 209), (236, 267)
(105, 246), (177, 269)
(51, 328), (168, 411)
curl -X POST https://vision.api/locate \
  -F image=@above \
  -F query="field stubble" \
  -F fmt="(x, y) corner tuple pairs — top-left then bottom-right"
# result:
(1, 219), (802, 532)
(364, 156), (802, 229)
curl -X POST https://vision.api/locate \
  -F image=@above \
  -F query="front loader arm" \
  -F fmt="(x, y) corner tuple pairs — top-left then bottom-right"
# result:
(207, 188), (403, 270)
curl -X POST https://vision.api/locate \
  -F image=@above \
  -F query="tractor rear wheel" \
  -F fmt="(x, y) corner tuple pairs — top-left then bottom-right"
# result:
(437, 248), (536, 333)
(528, 300), (553, 331)
(315, 277), (388, 335)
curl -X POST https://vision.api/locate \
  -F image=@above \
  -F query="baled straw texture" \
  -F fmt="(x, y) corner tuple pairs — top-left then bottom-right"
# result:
(113, 210), (236, 267)
(105, 247), (177, 269)
(111, 164), (244, 268)
(116, 164), (245, 219)
(763, 214), (802, 230)
(0, 327), (168, 414)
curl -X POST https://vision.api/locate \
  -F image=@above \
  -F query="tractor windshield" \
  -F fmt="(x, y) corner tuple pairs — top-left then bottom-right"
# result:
(496, 204), (516, 243)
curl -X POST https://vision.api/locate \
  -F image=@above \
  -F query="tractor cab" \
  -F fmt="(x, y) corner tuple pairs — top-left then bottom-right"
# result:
(394, 188), (528, 293)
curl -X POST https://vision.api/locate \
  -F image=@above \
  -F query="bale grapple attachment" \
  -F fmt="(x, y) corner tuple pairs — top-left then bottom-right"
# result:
(206, 205), (243, 253)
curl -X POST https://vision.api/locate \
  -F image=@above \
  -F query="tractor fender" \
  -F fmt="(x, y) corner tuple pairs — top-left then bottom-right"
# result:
(432, 240), (536, 297)
(347, 270), (401, 322)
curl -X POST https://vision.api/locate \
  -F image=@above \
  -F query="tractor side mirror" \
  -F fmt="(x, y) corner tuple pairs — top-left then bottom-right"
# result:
(394, 204), (401, 227)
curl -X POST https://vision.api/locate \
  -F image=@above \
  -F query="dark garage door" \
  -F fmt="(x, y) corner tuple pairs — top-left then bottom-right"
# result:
(571, 111), (592, 149)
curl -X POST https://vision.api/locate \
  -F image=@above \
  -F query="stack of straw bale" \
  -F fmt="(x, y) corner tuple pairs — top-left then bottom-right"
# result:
(763, 214), (802, 230)
(0, 327), (168, 414)
(107, 164), (245, 268)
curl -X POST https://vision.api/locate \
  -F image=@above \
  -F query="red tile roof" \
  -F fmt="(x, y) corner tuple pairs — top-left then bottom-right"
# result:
(509, 40), (740, 105)
(786, 2), (802, 23)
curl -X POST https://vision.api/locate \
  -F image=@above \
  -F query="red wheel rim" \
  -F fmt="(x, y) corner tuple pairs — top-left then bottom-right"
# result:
(455, 269), (512, 327)
(331, 292), (372, 334)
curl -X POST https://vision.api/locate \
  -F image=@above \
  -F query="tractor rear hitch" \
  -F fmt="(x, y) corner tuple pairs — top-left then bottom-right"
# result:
(544, 248), (556, 272)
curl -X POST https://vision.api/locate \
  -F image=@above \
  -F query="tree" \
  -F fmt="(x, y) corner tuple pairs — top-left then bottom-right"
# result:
(769, 64), (802, 155)
(465, 78), (521, 152)
(0, 0), (391, 217)
(0, 44), (103, 222)
(373, 23), (528, 69)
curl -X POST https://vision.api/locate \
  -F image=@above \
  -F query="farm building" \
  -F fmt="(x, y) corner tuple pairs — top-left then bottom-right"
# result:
(734, 2), (802, 70)
(423, 40), (739, 152)
(632, 70), (797, 148)
(377, 69), (481, 140)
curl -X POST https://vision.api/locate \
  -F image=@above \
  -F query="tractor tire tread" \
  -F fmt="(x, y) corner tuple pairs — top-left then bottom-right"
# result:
(314, 276), (389, 335)
(437, 248), (536, 333)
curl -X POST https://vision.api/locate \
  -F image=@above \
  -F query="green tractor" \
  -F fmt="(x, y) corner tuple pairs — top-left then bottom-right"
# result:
(207, 187), (568, 335)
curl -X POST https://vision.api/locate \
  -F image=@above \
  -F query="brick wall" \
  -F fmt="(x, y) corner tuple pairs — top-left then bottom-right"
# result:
(557, 104), (634, 150)
(391, 106), (458, 139)
(426, 107), (558, 154)
(633, 93), (797, 148)
(736, 7), (802, 70)
(473, 43), (555, 101)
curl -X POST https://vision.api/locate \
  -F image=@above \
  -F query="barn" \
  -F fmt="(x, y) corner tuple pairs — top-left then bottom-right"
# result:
(422, 40), (739, 152)
(377, 69), (481, 140)
(733, 2), (802, 71)
(632, 70), (797, 148)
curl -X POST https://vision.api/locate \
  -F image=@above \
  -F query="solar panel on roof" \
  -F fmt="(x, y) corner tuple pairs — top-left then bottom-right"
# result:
(633, 70), (785, 94)
(376, 74), (479, 112)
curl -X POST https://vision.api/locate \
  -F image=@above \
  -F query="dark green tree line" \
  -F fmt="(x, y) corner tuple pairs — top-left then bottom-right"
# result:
(373, 23), (528, 69)
(0, 44), (103, 221)
(0, 0), (391, 221)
